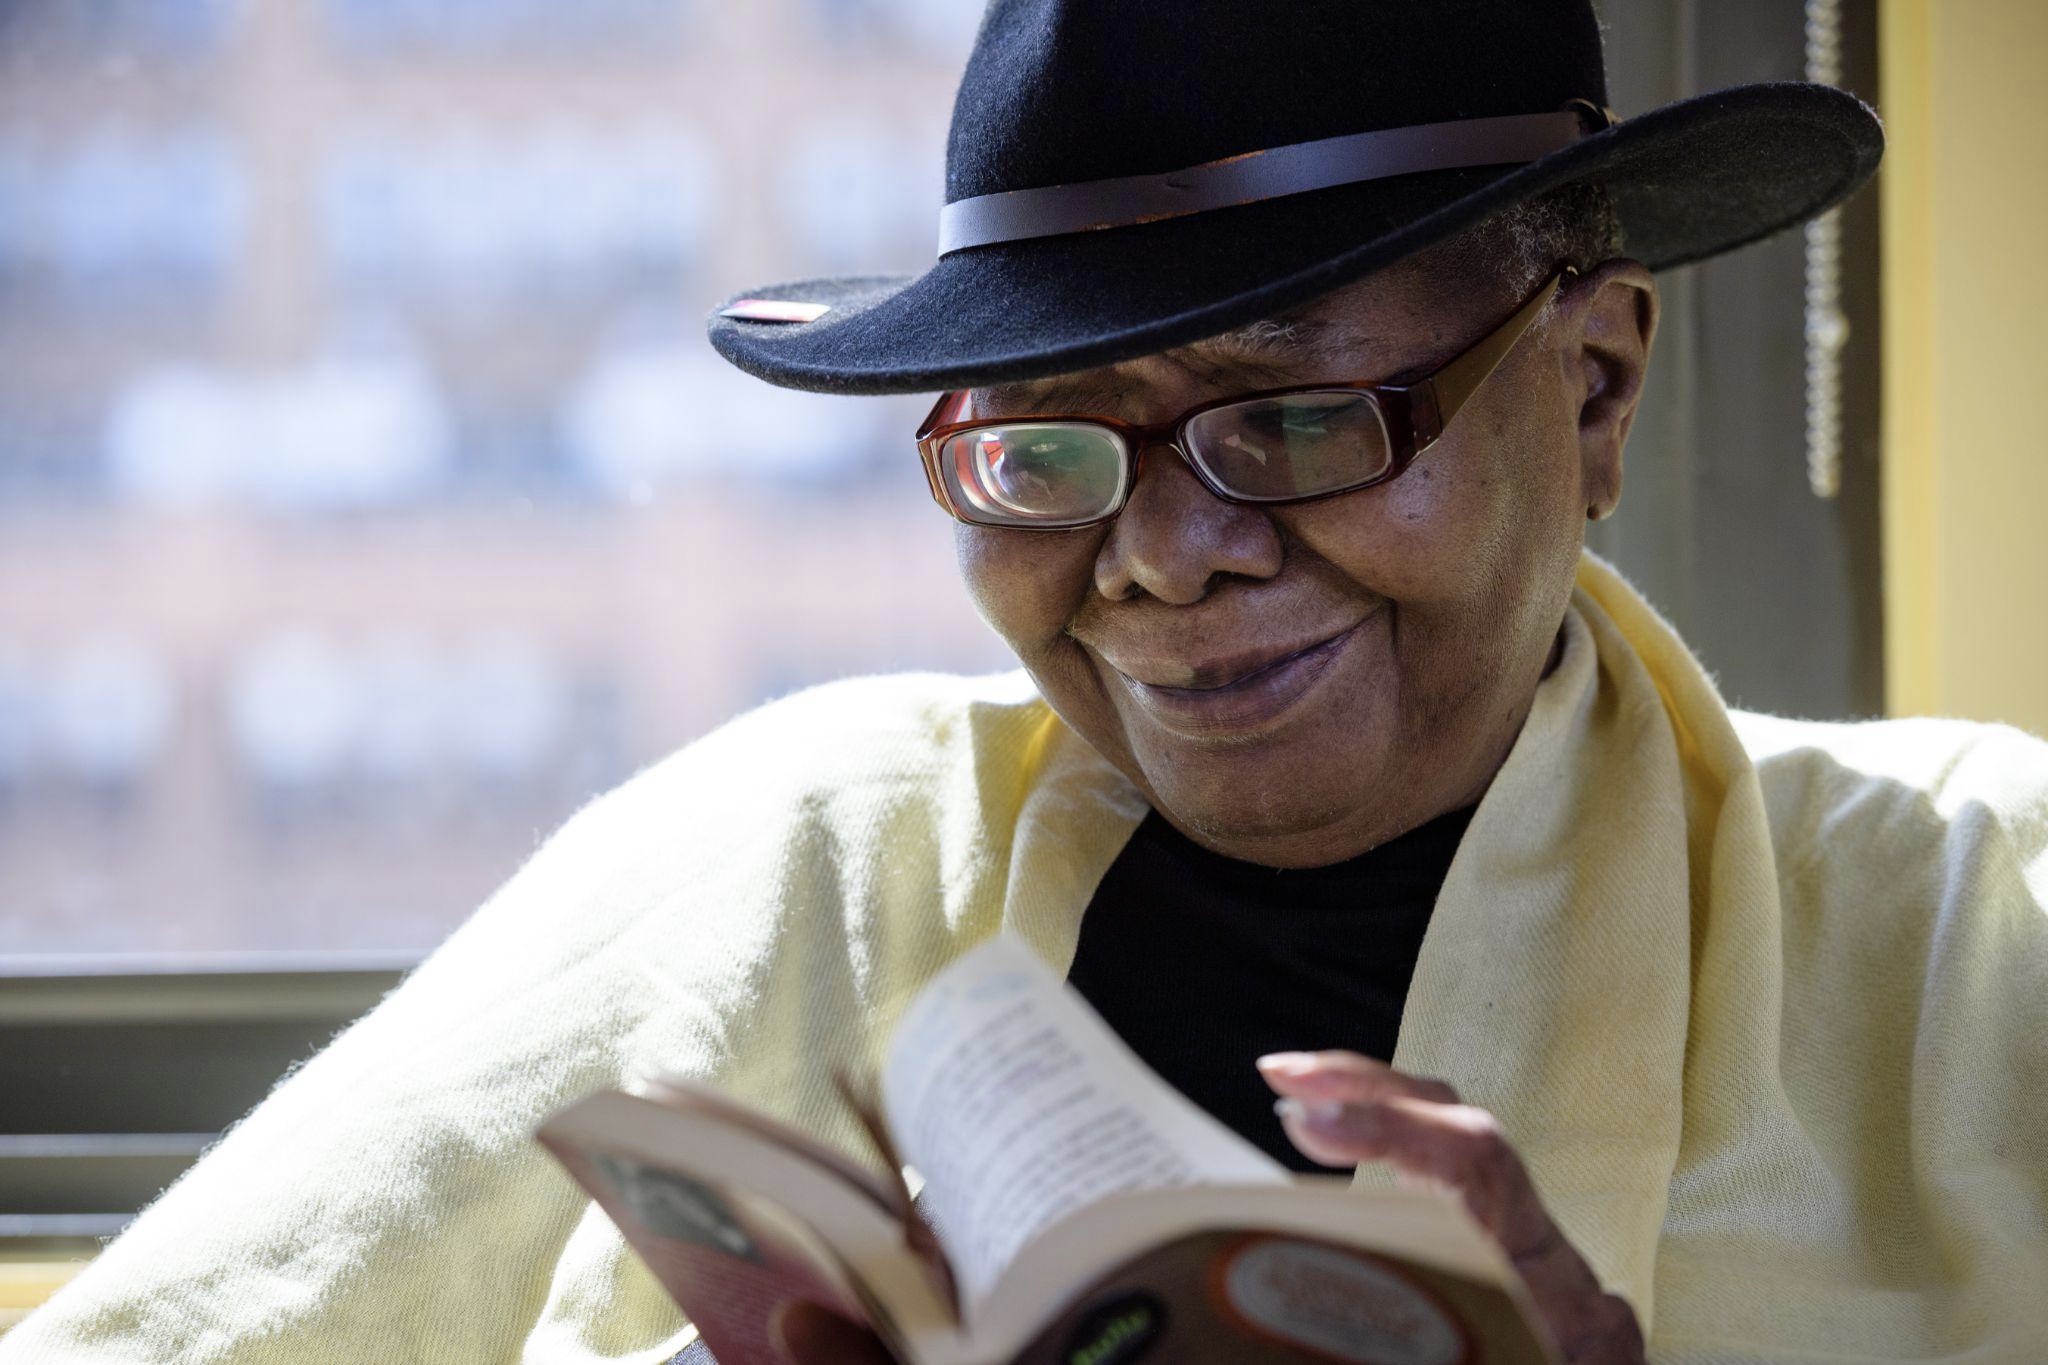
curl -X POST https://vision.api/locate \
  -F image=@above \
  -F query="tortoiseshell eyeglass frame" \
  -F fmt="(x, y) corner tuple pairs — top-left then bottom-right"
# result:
(914, 265), (1575, 530)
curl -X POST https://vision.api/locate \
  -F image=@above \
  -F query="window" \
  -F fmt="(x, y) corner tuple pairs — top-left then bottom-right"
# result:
(0, 1), (990, 960)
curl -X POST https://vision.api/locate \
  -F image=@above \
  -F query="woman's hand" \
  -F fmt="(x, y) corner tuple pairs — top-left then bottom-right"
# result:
(1258, 1050), (1645, 1365)
(773, 1299), (897, 1364)
(779, 1050), (1646, 1365)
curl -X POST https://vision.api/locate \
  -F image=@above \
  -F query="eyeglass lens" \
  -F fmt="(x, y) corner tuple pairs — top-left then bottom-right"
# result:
(940, 422), (1129, 527)
(937, 391), (1395, 527)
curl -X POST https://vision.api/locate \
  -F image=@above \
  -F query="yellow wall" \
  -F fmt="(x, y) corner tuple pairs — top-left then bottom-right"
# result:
(1881, 0), (2048, 736)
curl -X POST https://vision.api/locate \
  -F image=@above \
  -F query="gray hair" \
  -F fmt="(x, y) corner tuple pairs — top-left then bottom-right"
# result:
(1478, 179), (1628, 285)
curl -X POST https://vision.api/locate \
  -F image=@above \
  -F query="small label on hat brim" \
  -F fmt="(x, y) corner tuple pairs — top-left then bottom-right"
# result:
(719, 298), (831, 323)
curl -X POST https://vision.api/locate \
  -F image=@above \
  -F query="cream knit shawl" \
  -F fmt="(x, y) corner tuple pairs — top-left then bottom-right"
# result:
(7, 553), (2046, 1364)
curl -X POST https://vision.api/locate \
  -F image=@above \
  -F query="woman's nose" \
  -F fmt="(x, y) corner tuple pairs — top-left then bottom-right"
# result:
(1092, 441), (1283, 604)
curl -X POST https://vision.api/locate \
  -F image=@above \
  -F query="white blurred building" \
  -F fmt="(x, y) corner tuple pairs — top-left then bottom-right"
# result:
(0, 0), (1012, 957)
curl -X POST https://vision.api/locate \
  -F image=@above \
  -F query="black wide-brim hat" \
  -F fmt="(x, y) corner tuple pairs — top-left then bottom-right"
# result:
(709, 0), (1882, 397)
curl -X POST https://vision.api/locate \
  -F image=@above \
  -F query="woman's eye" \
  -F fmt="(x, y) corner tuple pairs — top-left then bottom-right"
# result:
(1282, 405), (1349, 435)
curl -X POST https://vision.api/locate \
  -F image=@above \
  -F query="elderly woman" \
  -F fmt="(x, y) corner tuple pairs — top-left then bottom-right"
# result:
(9, 2), (2045, 1363)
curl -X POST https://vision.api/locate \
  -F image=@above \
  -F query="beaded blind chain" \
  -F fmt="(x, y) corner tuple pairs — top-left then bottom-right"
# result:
(1803, 0), (1849, 500)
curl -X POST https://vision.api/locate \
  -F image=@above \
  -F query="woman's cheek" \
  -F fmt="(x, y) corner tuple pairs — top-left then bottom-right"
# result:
(954, 523), (1103, 653)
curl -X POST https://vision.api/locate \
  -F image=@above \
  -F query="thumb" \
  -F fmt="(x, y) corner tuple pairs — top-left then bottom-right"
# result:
(773, 1300), (897, 1365)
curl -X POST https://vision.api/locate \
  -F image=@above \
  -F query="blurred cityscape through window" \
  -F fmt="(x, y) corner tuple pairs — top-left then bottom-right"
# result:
(0, 0), (1014, 957)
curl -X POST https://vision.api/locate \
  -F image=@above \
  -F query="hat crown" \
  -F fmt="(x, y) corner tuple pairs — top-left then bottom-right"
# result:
(945, 0), (1610, 203)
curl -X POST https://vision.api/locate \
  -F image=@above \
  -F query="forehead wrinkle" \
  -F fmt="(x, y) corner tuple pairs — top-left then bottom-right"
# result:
(978, 373), (1130, 416)
(975, 310), (1392, 416)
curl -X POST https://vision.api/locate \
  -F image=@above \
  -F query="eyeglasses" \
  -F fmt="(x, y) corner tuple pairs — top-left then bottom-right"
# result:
(915, 266), (1573, 530)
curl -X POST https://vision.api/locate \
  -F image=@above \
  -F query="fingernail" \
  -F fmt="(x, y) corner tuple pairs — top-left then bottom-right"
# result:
(1303, 1100), (1351, 1133)
(1274, 1098), (1349, 1133)
(1257, 1051), (1318, 1076)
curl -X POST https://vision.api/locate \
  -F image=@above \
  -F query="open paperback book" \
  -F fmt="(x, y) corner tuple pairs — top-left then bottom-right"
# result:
(538, 936), (1557, 1364)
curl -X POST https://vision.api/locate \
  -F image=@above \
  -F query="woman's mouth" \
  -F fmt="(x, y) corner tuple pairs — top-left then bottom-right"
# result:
(1109, 620), (1368, 737)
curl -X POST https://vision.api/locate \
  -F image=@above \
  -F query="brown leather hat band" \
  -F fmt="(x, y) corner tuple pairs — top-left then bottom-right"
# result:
(938, 108), (1602, 256)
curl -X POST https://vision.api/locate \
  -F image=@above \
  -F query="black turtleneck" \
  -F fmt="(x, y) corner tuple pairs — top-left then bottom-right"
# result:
(1065, 804), (1474, 1173)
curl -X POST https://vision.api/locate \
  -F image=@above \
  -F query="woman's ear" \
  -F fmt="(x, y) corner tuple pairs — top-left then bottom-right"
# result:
(1566, 259), (1657, 521)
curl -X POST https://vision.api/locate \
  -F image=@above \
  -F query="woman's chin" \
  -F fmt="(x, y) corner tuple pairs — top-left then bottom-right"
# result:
(1131, 739), (1403, 865)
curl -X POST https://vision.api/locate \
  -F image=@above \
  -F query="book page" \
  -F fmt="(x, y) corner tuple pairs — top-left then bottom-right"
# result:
(881, 935), (1286, 1310)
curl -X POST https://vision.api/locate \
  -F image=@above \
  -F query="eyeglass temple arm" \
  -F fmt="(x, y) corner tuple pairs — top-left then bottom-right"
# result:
(917, 389), (974, 439)
(1415, 267), (1573, 447)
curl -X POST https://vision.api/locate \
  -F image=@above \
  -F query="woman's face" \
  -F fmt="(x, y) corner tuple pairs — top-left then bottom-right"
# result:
(954, 257), (1655, 866)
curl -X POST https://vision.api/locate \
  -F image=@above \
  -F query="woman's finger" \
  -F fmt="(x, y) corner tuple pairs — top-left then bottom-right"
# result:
(1271, 1091), (1641, 1362)
(772, 1300), (897, 1365)
(1273, 1092), (1554, 1259)
(1257, 1050), (1462, 1106)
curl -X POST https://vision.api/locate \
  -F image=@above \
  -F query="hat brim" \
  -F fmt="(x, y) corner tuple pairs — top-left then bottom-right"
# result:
(709, 82), (1882, 396)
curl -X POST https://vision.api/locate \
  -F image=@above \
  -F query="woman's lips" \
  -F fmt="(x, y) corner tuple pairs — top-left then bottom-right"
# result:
(1110, 621), (1367, 735)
